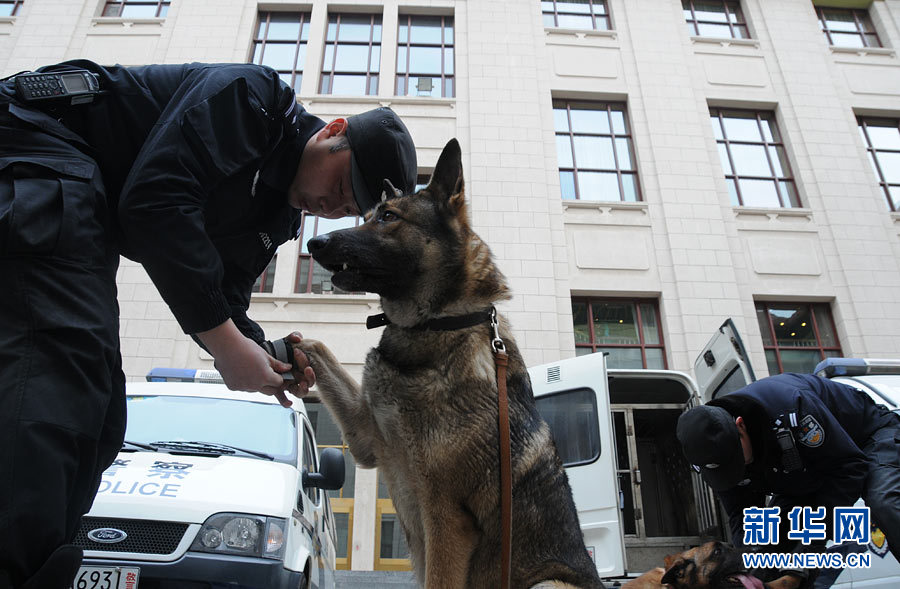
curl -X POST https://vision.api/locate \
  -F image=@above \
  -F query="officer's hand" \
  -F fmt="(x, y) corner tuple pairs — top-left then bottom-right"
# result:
(283, 331), (316, 398)
(213, 334), (294, 408)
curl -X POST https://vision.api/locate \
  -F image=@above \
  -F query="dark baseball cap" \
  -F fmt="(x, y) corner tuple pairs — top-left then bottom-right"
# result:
(346, 107), (417, 214)
(676, 405), (745, 491)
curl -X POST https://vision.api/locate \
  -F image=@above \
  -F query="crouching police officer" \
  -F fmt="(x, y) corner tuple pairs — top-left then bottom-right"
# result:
(0, 60), (416, 588)
(677, 373), (900, 588)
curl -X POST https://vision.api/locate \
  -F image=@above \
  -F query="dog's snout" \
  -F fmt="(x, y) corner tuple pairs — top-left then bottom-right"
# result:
(308, 233), (330, 253)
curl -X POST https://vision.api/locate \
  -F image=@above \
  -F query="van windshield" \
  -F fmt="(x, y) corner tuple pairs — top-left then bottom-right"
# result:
(124, 395), (298, 465)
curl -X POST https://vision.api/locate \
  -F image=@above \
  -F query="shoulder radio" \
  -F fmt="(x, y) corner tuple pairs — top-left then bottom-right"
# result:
(15, 70), (101, 105)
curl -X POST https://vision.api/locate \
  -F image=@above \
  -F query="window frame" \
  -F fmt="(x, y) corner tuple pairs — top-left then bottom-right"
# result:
(251, 254), (277, 294)
(250, 11), (311, 94)
(572, 298), (667, 369)
(1, 0), (23, 16)
(320, 12), (382, 96)
(102, 0), (169, 18)
(682, 0), (750, 40)
(554, 100), (642, 202)
(710, 108), (800, 208)
(755, 302), (843, 375)
(541, 0), (612, 31)
(295, 214), (363, 294)
(816, 6), (882, 49)
(395, 14), (455, 98)
(857, 116), (900, 212)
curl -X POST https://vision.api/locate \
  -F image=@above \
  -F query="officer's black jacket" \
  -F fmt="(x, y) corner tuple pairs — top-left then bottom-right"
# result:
(28, 60), (325, 342)
(709, 373), (894, 544)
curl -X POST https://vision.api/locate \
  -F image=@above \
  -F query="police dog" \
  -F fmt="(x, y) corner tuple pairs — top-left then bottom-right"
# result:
(292, 139), (603, 589)
(621, 541), (782, 589)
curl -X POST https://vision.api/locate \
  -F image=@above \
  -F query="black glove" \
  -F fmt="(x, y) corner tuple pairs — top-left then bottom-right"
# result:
(260, 336), (297, 377)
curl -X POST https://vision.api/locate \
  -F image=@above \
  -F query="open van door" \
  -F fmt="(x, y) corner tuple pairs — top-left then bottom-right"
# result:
(529, 352), (626, 578)
(694, 318), (756, 404)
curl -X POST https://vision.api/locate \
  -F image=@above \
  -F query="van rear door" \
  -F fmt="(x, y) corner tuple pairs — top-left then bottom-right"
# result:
(529, 352), (626, 578)
(694, 318), (756, 404)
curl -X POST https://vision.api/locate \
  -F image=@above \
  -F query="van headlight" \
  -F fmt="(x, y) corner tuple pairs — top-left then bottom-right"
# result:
(190, 513), (286, 560)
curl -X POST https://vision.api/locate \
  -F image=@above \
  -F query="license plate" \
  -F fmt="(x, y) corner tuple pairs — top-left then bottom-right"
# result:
(72, 567), (140, 589)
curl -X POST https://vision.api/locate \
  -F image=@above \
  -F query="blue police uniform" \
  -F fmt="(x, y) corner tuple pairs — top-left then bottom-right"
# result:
(709, 373), (900, 564)
(0, 61), (324, 588)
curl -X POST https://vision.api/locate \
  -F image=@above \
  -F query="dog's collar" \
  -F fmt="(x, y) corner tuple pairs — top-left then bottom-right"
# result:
(366, 308), (494, 331)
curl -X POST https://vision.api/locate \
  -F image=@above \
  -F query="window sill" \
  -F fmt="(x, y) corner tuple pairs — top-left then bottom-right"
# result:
(891, 211), (900, 225)
(733, 207), (817, 231)
(90, 17), (165, 28)
(563, 199), (647, 212)
(301, 95), (456, 109)
(562, 200), (651, 227)
(544, 27), (618, 41)
(0, 16), (15, 34)
(690, 35), (760, 49)
(251, 292), (379, 304)
(829, 45), (895, 58)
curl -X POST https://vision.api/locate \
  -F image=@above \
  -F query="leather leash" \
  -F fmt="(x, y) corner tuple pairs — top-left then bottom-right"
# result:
(366, 306), (512, 588)
(489, 307), (512, 589)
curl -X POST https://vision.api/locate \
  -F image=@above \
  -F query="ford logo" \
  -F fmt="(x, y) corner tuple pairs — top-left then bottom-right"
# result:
(87, 528), (128, 544)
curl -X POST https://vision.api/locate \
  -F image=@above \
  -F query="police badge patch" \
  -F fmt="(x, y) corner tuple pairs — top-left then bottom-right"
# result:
(798, 414), (825, 447)
(870, 524), (890, 558)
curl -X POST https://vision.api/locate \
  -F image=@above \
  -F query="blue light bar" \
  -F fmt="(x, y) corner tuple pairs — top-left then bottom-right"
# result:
(146, 367), (224, 383)
(815, 358), (900, 378)
(146, 368), (197, 382)
(814, 358), (867, 378)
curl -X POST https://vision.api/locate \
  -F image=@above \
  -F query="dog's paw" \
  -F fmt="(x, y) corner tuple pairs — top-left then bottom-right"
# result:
(292, 339), (341, 382)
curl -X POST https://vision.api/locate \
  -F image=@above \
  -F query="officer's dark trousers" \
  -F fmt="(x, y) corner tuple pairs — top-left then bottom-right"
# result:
(861, 413), (900, 562)
(0, 103), (126, 588)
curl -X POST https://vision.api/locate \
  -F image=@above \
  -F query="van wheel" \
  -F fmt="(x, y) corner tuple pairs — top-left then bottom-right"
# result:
(299, 570), (309, 589)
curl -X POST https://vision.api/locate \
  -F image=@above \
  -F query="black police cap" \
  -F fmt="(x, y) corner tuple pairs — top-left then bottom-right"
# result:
(346, 107), (417, 214)
(676, 405), (746, 491)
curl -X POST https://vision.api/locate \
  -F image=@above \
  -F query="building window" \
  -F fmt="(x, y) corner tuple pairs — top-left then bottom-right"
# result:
(858, 117), (900, 212)
(296, 215), (362, 294)
(572, 299), (666, 369)
(682, 0), (750, 39)
(251, 12), (310, 94)
(102, 0), (169, 18)
(541, 0), (611, 31)
(252, 255), (277, 294)
(756, 302), (842, 375)
(1, 0), (23, 16)
(554, 101), (641, 202)
(396, 15), (454, 98)
(320, 13), (382, 96)
(711, 108), (799, 208)
(816, 6), (881, 48)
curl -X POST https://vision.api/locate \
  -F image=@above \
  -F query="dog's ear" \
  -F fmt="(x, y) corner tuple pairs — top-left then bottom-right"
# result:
(427, 138), (465, 214)
(381, 178), (403, 202)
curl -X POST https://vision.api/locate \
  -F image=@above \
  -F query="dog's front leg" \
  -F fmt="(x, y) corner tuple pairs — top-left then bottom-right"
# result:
(422, 500), (477, 589)
(294, 339), (382, 468)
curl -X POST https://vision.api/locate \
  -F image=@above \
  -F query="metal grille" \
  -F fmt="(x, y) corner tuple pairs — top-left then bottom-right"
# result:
(74, 517), (188, 554)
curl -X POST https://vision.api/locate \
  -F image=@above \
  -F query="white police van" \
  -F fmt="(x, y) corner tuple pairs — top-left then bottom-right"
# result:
(72, 368), (344, 589)
(529, 320), (900, 588)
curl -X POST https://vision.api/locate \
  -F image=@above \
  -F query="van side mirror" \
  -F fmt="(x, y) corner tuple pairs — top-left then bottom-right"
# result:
(302, 447), (345, 491)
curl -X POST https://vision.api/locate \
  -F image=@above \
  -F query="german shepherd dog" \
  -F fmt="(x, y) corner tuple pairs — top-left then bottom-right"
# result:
(621, 541), (798, 589)
(292, 139), (603, 589)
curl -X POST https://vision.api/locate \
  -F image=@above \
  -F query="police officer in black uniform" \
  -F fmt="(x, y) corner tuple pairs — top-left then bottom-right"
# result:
(677, 373), (900, 587)
(0, 60), (416, 588)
